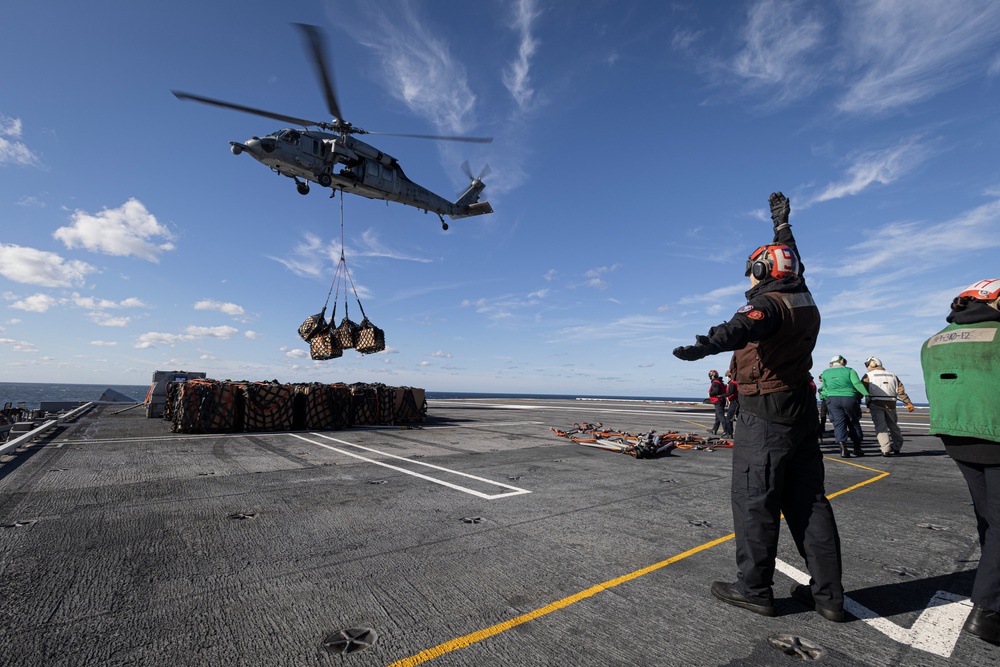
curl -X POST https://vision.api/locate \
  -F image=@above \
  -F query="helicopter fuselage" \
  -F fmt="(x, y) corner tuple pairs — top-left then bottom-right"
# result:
(231, 129), (491, 221)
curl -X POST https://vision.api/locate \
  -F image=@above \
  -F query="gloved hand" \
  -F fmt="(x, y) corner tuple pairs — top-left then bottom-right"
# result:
(769, 192), (790, 227)
(906, 403), (915, 412)
(672, 345), (707, 361)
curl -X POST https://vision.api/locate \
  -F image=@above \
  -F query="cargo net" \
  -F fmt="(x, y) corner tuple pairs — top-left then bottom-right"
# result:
(166, 379), (426, 433)
(298, 198), (385, 360)
(550, 422), (733, 458)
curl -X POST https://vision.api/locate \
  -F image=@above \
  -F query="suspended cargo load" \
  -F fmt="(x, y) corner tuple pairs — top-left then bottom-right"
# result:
(297, 199), (386, 359)
(356, 318), (386, 354)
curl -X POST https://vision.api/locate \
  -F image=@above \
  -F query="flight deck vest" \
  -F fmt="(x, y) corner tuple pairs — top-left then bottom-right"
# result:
(734, 291), (819, 397)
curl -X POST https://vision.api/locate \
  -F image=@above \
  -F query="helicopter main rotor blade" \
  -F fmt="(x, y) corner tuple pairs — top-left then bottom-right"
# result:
(364, 130), (493, 144)
(294, 23), (344, 122)
(172, 91), (324, 129)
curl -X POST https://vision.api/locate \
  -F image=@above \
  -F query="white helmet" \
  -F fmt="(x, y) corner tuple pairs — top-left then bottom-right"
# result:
(865, 356), (882, 368)
(829, 355), (846, 366)
(958, 279), (1000, 303)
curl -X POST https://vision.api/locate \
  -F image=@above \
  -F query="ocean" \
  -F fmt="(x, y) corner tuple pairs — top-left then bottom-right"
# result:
(0, 382), (700, 410)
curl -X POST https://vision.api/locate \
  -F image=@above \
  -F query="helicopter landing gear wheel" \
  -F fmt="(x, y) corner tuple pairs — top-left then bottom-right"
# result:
(296, 181), (310, 196)
(438, 214), (448, 231)
(318, 173), (332, 188)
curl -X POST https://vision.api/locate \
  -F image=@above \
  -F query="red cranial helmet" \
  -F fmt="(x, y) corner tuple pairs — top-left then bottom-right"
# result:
(958, 279), (1000, 302)
(745, 244), (800, 280)
(708, 370), (719, 380)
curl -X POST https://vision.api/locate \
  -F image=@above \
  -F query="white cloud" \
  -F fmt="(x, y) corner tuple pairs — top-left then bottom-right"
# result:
(356, 229), (433, 262)
(90, 340), (118, 347)
(90, 314), (130, 327)
(810, 136), (932, 204)
(286, 348), (308, 359)
(53, 199), (175, 262)
(70, 293), (147, 310)
(135, 325), (238, 348)
(730, 0), (825, 102)
(842, 196), (1000, 276)
(194, 299), (246, 316)
(582, 264), (620, 290)
(0, 244), (95, 287)
(10, 293), (58, 313)
(838, 2), (1000, 113)
(244, 330), (259, 340)
(268, 233), (328, 278)
(135, 332), (192, 349)
(990, 53), (1000, 76)
(503, 0), (541, 111)
(678, 282), (748, 305)
(184, 325), (238, 339)
(553, 315), (680, 343)
(0, 115), (41, 167)
(0, 337), (38, 353)
(349, 3), (478, 135)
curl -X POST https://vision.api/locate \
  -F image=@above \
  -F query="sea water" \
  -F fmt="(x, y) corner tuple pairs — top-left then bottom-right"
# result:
(0, 382), (699, 410)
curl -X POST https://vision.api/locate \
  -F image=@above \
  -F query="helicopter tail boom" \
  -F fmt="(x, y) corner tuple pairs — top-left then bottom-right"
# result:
(450, 201), (493, 219)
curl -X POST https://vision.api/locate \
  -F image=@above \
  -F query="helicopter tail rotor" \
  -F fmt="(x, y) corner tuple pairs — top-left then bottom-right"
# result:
(460, 161), (491, 184)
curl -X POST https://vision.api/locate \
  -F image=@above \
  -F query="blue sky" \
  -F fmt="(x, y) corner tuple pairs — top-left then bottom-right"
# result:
(2, 1), (999, 401)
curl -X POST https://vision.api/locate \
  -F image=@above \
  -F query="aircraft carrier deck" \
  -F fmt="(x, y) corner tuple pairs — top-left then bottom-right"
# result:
(0, 398), (993, 666)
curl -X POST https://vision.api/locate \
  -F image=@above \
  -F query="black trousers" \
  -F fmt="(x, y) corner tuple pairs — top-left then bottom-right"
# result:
(725, 400), (739, 437)
(955, 459), (1000, 611)
(731, 411), (844, 608)
(826, 395), (862, 445)
(712, 401), (727, 434)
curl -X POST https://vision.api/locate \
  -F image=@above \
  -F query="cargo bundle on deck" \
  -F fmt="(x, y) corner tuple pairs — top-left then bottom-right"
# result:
(163, 379), (425, 434)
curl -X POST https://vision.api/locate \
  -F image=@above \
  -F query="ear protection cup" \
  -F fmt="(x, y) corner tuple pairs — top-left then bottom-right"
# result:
(751, 257), (770, 280)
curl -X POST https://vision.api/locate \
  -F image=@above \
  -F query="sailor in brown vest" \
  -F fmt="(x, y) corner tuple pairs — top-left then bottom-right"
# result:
(672, 192), (845, 622)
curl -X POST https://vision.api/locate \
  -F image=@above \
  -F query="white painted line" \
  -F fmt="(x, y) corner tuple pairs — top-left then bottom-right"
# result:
(775, 558), (971, 658)
(291, 433), (531, 500)
(419, 421), (545, 430)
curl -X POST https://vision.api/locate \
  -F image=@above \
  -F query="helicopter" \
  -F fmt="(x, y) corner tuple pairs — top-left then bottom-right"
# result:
(173, 24), (492, 230)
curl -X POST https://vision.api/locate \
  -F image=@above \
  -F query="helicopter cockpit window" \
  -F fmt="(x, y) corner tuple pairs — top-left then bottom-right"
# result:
(280, 130), (301, 145)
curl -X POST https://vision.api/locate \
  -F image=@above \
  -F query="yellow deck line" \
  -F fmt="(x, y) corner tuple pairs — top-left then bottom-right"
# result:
(390, 461), (889, 667)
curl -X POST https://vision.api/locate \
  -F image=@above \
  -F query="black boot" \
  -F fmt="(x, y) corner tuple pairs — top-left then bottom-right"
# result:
(838, 442), (850, 458)
(853, 443), (865, 457)
(964, 604), (1000, 644)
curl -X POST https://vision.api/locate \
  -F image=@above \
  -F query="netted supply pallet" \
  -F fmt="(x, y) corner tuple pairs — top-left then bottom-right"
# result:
(167, 380), (424, 433)
(349, 382), (395, 425)
(243, 382), (296, 432)
(393, 387), (426, 423)
(170, 379), (243, 434)
(295, 383), (352, 430)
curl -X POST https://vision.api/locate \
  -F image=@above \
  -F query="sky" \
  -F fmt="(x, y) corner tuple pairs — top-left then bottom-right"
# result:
(2, 1), (999, 402)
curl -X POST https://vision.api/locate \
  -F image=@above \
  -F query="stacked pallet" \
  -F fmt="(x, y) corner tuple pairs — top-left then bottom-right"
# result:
(166, 379), (426, 434)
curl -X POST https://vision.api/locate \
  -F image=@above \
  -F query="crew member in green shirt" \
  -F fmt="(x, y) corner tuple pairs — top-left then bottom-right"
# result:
(819, 355), (868, 458)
